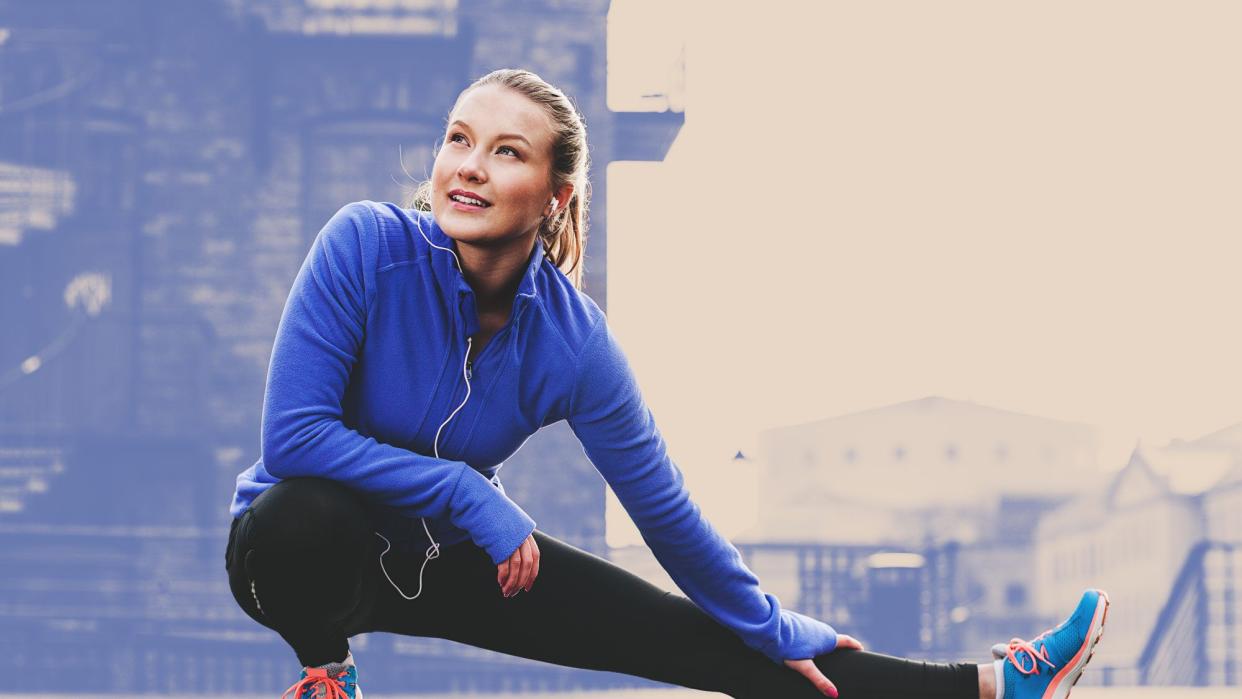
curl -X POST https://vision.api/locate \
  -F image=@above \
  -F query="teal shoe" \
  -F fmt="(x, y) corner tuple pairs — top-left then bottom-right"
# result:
(998, 589), (1110, 699)
(281, 653), (362, 699)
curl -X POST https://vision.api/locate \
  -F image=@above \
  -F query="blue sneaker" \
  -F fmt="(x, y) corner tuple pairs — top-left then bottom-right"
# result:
(997, 588), (1110, 699)
(281, 653), (362, 699)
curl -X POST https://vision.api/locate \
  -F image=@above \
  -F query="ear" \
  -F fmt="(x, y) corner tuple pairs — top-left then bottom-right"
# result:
(552, 182), (575, 211)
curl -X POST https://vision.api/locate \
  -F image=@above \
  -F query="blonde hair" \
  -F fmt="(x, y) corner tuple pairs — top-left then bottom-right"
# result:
(405, 68), (591, 290)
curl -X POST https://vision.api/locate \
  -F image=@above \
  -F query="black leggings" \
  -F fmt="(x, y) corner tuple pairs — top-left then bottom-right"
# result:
(224, 477), (979, 699)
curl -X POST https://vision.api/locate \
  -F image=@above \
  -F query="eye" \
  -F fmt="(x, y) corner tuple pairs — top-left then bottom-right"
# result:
(447, 132), (519, 158)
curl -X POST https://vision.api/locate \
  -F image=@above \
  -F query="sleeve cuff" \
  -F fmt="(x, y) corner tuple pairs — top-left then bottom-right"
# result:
(755, 609), (840, 665)
(481, 504), (537, 565)
(452, 469), (538, 565)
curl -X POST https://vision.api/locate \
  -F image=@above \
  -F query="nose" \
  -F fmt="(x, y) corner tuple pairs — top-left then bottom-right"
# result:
(457, 149), (487, 184)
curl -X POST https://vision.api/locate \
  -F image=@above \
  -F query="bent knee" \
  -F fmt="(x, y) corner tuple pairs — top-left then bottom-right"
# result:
(247, 477), (373, 551)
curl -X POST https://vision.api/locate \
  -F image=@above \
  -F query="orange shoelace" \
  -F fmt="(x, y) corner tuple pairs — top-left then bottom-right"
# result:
(1004, 632), (1058, 676)
(281, 667), (351, 699)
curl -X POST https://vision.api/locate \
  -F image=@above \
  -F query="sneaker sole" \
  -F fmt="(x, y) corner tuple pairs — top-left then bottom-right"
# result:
(1044, 589), (1110, 699)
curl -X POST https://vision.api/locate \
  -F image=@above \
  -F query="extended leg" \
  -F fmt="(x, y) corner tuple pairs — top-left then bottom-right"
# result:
(360, 528), (979, 699)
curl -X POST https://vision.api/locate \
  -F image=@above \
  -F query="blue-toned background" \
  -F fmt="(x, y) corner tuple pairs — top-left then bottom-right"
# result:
(2, 0), (1240, 696)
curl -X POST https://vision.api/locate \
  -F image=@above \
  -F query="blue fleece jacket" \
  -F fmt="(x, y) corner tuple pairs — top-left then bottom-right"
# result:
(229, 200), (838, 664)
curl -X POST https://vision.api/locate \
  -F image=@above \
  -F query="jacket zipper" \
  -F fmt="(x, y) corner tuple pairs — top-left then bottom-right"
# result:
(463, 302), (523, 382)
(446, 301), (524, 443)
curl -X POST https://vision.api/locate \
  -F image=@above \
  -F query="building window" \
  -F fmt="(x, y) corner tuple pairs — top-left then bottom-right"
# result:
(945, 443), (958, 461)
(995, 443), (1008, 462)
(843, 448), (857, 464)
(894, 445), (906, 462)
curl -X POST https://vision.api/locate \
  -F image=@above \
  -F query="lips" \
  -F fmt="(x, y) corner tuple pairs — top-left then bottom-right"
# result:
(448, 189), (491, 207)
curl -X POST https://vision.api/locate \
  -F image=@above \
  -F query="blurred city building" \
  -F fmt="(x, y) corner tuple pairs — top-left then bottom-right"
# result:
(1035, 425), (1242, 686)
(724, 398), (1241, 687)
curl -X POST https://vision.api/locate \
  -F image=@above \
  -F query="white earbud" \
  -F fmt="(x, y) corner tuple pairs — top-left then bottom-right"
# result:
(549, 196), (559, 214)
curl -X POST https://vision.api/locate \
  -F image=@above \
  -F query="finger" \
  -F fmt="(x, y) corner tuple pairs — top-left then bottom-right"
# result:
(505, 546), (523, 596)
(523, 538), (537, 591)
(507, 541), (525, 596)
(836, 634), (864, 651)
(506, 541), (526, 595)
(807, 664), (838, 698)
(527, 539), (540, 591)
(497, 558), (510, 593)
(517, 538), (534, 593)
(787, 659), (838, 698)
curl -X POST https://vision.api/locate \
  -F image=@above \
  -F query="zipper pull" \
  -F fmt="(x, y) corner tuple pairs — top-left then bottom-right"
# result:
(466, 359), (473, 380)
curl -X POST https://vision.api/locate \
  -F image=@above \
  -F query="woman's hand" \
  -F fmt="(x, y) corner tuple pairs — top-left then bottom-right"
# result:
(497, 533), (540, 597)
(783, 634), (865, 698)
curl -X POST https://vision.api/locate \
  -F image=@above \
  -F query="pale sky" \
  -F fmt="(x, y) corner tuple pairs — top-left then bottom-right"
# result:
(603, 1), (1241, 547)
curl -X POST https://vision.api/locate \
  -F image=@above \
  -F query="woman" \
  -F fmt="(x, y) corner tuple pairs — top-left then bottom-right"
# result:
(224, 68), (1110, 699)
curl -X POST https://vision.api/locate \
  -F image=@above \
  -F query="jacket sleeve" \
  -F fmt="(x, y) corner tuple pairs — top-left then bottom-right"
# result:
(566, 318), (838, 665)
(260, 202), (536, 565)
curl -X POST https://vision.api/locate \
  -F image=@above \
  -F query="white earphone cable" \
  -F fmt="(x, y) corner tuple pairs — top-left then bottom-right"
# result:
(373, 211), (472, 600)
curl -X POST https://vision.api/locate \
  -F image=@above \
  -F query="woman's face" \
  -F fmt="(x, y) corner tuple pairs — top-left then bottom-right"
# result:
(431, 84), (558, 248)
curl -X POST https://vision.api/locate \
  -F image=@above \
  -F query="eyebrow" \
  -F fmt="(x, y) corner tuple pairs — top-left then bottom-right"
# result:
(448, 120), (532, 148)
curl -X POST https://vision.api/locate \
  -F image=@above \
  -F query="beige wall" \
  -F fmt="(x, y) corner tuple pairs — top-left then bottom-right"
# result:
(605, 0), (1242, 551)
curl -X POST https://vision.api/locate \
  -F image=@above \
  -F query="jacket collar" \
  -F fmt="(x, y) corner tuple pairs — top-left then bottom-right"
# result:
(422, 212), (545, 338)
